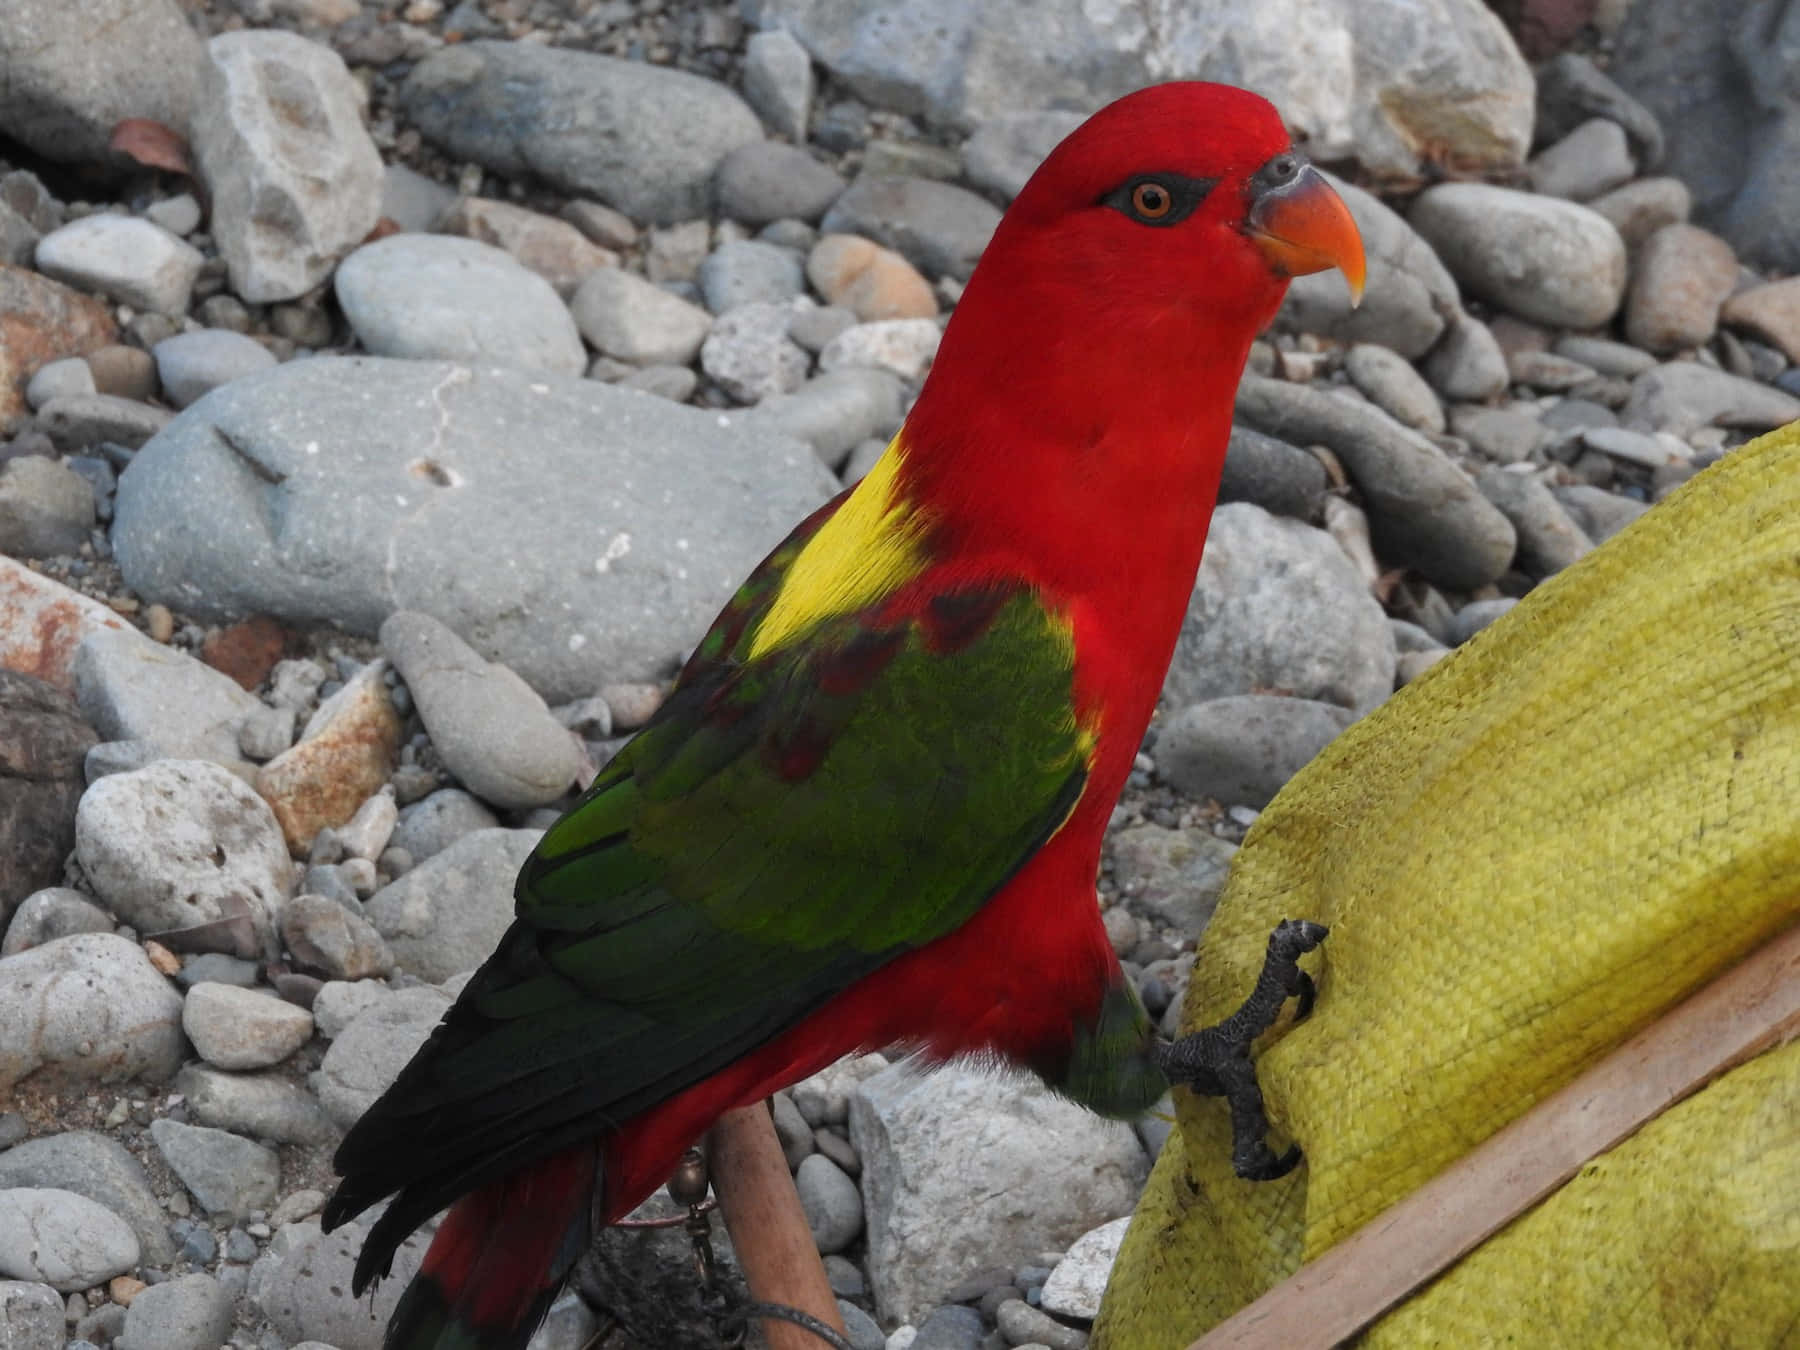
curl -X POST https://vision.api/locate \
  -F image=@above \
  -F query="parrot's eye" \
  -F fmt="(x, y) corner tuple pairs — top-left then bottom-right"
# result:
(1103, 174), (1216, 228)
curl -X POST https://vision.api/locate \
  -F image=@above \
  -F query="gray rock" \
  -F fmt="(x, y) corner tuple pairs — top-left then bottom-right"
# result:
(698, 240), (806, 314)
(402, 42), (763, 223)
(364, 828), (541, 982)
(35, 396), (172, 453)
(1168, 502), (1396, 715)
(1508, 350), (1600, 393)
(181, 983), (314, 1071)
(1579, 424), (1688, 469)
(114, 357), (837, 703)
(33, 216), (202, 316)
(174, 1064), (339, 1145)
(0, 0), (202, 165)
(438, 197), (619, 297)
(0, 1189), (137, 1292)
(747, 0), (1530, 179)
(0, 935), (185, 1093)
(1447, 597), (1518, 645)
(193, 31), (384, 304)
(1623, 224), (1738, 354)
(771, 1090), (816, 1169)
(390, 788), (499, 864)
(1552, 334), (1658, 379)
(1534, 51), (1665, 170)
(1235, 375), (1517, 590)
(0, 1280), (61, 1349)
(0, 1132), (172, 1267)
(743, 28), (815, 140)
(334, 236), (585, 377)
(996, 1300), (1087, 1350)
(382, 164), (457, 235)
(744, 368), (904, 470)
(791, 1053), (890, 1127)
(309, 980), (394, 1041)
(0, 670), (95, 914)
(1619, 361), (1800, 436)
(1106, 825), (1236, 934)
(850, 1059), (1146, 1323)
(910, 1304), (983, 1350)
(150, 330), (277, 410)
(72, 627), (263, 764)
(279, 893), (392, 982)
(1, 889), (111, 957)
(249, 1217), (431, 1350)
(1344, 343), (1444, 433)
(1217, 426), (1328, 521)
(530, 1290), (602, 1350)
(795, 1154), (863, 1254)
(311, 985), (452, 1129)
(1587, 176), (1693, 253)
(1551, 483), (1649, 544)
(716, 142), (846, 226)
(1475, 469), (1594, 577)
(1278, 173), (1459, 359)
(1421, 311), (1511, 402)
(236, 704), (296, 763)
(23, 356), (94, 410)
(1409, 184), (1627, 329)
(116, 1272), (232, 1350)
(0, 203), (40, 268)
(615, 363), (700, 402)
(1527, 118), (1636, 202)
(819, 176), (1000, 280)
(570, 268), (714, 366)
(1609, 0), (1800, 272)
(149, 1119), (279, 1222)
(1448, 405), (1546, 465)
(1039, 1216), (1130, 1322)
(1157, 696), (1356, 809)
(0, 456), (94, 560)
(382, 612), (582, 810)
(73, 759), (291, 947)
(961, 111), (1086, 201)
(700, 301), (812, 402)
(836, 1299), (885, 1350)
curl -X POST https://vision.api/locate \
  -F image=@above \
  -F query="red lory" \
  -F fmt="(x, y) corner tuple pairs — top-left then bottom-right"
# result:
(324, 80), (1365, 1350)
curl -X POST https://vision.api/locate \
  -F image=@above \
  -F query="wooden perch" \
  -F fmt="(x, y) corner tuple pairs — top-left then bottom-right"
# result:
(708, 1102), (849, 1350)
(1191, 920), (1800, 1350)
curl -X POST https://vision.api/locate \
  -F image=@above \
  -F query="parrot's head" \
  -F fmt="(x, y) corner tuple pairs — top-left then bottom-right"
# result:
(1001, 80), (1363, 328)
(915, 81), (1364, 452)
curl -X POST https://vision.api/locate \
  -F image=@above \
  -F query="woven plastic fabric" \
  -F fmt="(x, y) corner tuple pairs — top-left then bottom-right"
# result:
(1094, 421), (1800, 1348)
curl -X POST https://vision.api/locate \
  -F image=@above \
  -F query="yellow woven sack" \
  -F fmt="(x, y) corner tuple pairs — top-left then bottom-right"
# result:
(1094, 420), (1800, 1348)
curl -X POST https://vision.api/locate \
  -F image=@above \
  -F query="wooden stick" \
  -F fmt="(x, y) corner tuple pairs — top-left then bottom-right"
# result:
(1191, 920), (1800, 1350)
(708, 1102), (849, 1350)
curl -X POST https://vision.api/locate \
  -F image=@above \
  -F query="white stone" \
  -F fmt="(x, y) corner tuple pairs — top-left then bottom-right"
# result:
(818, 319), (940, 381)
(1039, 1215), (1132, 1320)
(182, 982), (315, 1070)
(74, 759), (293, 948)
(0, 1189), (139, 1292)
(312, 986), (452, 1129)
(0, 934), (185, 1093)
(193, 30), (384, 303)
(34, 215), (202, 315)
(850, 1060), (1148, 1323)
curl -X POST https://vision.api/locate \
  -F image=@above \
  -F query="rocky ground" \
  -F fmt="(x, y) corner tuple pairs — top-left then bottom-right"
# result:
(2, 0), (1799, 1348)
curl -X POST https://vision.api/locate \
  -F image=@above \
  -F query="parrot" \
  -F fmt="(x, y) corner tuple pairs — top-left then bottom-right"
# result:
(323, 79), (1365, 1350)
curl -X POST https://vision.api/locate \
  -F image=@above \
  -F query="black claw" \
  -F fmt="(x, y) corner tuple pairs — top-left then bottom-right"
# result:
(1154, 918), (1327, 1181)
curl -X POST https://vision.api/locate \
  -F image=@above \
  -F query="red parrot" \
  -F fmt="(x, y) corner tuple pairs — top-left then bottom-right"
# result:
(324, 80), (1364, 1350)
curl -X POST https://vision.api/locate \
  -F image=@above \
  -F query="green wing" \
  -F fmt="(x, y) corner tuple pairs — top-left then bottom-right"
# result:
(330, 511), (1092, 1270)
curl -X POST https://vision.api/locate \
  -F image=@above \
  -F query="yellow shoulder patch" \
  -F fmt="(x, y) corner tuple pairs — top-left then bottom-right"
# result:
(747, 433), (931, 659)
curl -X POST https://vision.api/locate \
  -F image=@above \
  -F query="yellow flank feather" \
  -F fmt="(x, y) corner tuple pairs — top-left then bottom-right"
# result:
(747, 433), (931, 659)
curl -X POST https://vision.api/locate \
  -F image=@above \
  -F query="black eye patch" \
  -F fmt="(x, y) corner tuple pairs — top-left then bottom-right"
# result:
(1101, 173), (1218, 227)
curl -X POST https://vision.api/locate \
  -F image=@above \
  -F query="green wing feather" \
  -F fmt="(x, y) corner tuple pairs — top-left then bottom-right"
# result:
(330, 503), (1093, 1276)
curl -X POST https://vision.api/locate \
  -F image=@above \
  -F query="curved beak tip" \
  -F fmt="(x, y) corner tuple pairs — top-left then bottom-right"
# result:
(1250, 166), (1366, 309)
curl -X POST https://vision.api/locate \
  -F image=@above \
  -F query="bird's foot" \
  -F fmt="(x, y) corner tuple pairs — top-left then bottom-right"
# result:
(1154, 918), (1328, 1181)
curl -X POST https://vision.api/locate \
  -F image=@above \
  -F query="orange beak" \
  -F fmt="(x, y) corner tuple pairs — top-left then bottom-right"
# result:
(1246, 162), (1366, 307)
